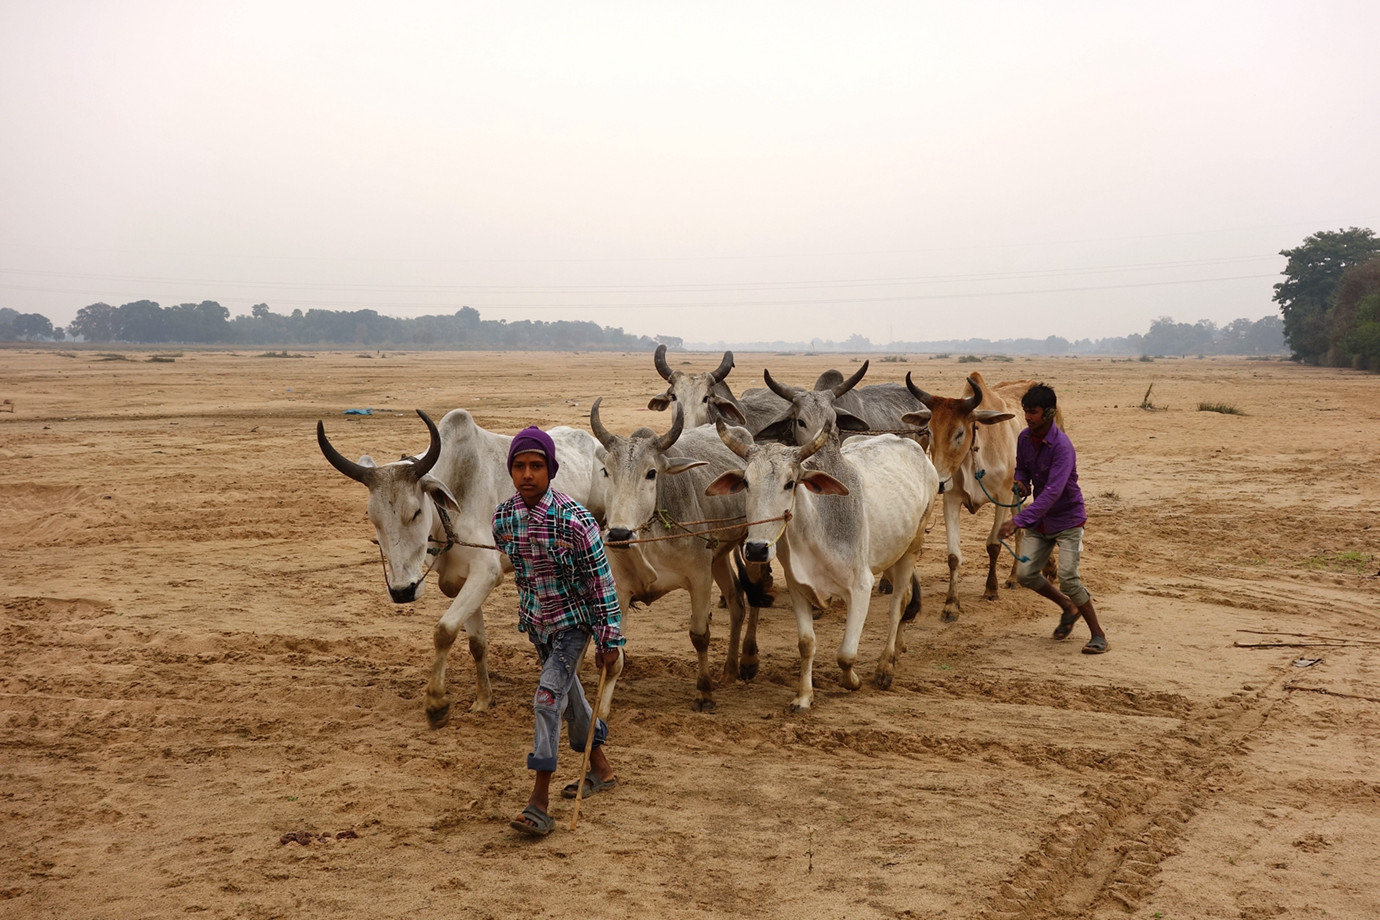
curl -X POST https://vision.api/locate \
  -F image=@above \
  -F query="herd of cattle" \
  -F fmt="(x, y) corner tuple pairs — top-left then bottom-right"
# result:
(317, 346), (1049, 723)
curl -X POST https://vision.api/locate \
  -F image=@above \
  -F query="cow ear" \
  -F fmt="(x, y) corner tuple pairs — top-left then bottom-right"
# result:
(594, 445), (608, 463)
(835, 411), (869, 431)
(800, 470), (849, 496)
(648, 392), (672, 412)
(757, 415), (794, 442)
(358, 454), (379, 469)
(708, 395), (746, 426)
(901, 409), (931, 426)
(974, 410), (1016, 425)
(705, 470), (747, 496)
(663, 458), (709, 476)
(422, 477), (461, 513)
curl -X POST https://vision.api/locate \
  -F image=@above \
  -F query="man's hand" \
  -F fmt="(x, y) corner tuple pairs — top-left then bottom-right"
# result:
(595, 647), (622, 671)
(1013, 481), (1030, 499)
(997, 520), (1018, 541)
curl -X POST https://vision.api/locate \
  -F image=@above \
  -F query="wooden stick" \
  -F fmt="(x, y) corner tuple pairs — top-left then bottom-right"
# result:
(568, 662), (609, 831)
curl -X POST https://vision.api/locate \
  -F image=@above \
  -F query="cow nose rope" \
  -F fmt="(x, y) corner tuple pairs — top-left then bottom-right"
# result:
(972, 469), (1031, 563)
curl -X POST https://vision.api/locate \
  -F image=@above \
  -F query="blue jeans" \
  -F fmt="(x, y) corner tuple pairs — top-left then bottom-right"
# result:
(1016, 526), (1091, 607)
(527, 629), (607, 773)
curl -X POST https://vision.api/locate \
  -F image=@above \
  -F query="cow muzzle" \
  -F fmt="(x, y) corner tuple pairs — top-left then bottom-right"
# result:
(606, 527), (635, 547)
(743, 540), (771, 564)
(389, 581), (423, 604)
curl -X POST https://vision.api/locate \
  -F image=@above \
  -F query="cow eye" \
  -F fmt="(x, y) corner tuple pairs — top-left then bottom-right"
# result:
(410, 508), (423, 522)
(784, 479), (795, 491)
(601, 467), (609, 478)
(669, 394), (677, 401)
(796, 418), (806, 428)
(645, 469), (656, 480)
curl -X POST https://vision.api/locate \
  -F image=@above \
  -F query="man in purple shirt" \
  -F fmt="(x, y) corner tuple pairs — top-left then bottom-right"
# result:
(998, 384), (1109, 654)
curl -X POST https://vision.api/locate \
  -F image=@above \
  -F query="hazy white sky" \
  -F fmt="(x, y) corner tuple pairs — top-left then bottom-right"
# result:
(2, 1), (1377, 344)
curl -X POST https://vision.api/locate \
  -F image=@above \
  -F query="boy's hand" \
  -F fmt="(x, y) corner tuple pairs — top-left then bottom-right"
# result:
(594, 647), (622, 670)
(997, 520), (1018, 541)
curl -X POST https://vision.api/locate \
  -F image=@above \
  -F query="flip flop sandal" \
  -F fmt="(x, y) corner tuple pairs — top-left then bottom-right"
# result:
(561, 771), (618, 799)
(509, 804), (555, 836)
(1082, 635), (1110, 655)
(1053, 610), (1081, 640)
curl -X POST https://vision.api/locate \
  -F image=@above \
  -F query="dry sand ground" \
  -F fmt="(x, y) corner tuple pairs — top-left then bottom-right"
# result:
(1, 347), (1378, 920)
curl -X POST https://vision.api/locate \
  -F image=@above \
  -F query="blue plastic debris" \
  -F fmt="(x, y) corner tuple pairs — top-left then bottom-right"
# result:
(342, 408), (374, 416)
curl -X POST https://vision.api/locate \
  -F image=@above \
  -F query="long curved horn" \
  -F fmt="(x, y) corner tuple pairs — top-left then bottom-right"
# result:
(589, 397), (616, 449)
(763, 368), (799, 401)
(711, 350), (734, 383)
(317, 420), (374, 485)
(904, 372), (935, 408)
(831, 360), (868, 397)
(655, 403), (684, 451)
(410, 409), (442, 479)
(963, 376), (984, 414)
(715, 419), (754, 458)
(653, 343), (673, 381)
(797, 418), (832, 463)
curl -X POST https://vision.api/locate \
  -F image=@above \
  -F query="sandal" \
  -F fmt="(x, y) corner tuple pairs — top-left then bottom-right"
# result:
(1053, 609), (1081, 640)
(1082, 635), (1110, 655)
(561, 771), (618, 799)
(509, 804), (555, 836)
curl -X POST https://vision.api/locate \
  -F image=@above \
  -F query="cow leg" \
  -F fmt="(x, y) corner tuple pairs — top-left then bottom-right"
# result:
(984, 505), (1011, 601)
(942, 494), (964, 622)
(712, 557), (748, 685)
(426, 566), (502, 727)
(688, 570), (718, 712)
(873, 561), (913, 690)
(739, 604), (761, 682)
(835, 573), (874, 693)
(593, 646), (625, 721)
(787, 580), (817, 713)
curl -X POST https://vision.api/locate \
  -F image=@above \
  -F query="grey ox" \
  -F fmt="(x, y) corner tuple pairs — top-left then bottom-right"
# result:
(317, 409), (613, 727)
(647, 344), (741, 428)
(706, 419), (940, 711)
(590, 400), (762, 711)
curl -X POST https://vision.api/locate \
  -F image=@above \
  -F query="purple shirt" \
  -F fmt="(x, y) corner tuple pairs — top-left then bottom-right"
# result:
(1011, 421), (1086, 535)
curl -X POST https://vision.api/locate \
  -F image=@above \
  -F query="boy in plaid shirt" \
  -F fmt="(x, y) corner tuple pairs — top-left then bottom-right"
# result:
(492, 426), (624, 836)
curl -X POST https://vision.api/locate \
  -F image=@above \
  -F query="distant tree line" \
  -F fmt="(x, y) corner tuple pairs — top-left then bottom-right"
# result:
(1273, 227), (1380, 370)
(696, 315), (1286, 357)
(0, 301), (656, 351)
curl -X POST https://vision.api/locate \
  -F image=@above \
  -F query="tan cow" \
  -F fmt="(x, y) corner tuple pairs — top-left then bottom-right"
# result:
(902, 372), (1047, 621)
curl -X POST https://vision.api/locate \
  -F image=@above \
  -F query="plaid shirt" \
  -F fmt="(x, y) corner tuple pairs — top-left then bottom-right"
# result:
(492, 488), (624, 651)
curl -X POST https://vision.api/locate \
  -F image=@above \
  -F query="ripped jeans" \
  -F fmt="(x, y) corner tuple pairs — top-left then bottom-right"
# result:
(527, 628), (607, 773)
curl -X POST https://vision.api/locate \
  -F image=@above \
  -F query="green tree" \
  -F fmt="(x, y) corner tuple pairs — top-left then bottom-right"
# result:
(1273, 227), (1380, 364)
(69, 302), (119, 341)
(1329, 256), (1380, 370)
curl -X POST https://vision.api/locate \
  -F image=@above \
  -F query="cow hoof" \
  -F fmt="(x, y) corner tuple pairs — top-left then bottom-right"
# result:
(426, 703), (452, 729)
(840, 671), (861, 691)
(787, 700), (812, 714)
(873, 672), (894, 691)
(738, 662), (759, 682)
(942, 610), (960, 623)
(692, 698), (717, 713)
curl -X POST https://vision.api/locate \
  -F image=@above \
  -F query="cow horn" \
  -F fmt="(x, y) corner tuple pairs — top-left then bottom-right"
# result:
(904, 372), (935, 408)
(763, 368), (799, 401)
(589, 397), (616, 448)
(831, 360), (868, 397)
(653, 343), (673, 381)
(711, 350), (734, 383)
(655, 403), (684, 451)
(963, 376), (984, 413)
(797, 418), (832, 462)
(317, 420), (375, 485)
(715, 419), (754, 459)
(410, 410), (442, 479)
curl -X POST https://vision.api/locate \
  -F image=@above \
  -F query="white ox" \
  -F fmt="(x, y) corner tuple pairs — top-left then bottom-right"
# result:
(902, 371), (1044, 621)
(647, 344), (741, 428)
(706, 420), (939, 711)
(317, 409), (614, 727)
(590, 400), (761, 711)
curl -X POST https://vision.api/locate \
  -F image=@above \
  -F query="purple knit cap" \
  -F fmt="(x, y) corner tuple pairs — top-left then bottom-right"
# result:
(508, 426), (558, 478)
